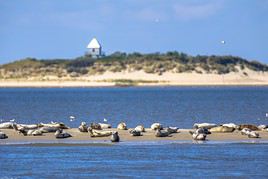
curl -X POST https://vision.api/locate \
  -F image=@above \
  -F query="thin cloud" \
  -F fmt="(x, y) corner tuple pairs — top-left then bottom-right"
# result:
(173, 2), (223, 21)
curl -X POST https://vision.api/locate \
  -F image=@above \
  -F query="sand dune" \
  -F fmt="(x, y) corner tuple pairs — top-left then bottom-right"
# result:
(0, 70), (268, 87)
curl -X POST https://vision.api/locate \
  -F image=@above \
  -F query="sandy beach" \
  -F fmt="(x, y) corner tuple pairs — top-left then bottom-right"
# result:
(1, 128), (268, 144)
(0, 70), (268, 87)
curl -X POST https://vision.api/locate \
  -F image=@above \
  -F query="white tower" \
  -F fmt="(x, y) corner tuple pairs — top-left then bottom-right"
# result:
(87, 38), (102, 58)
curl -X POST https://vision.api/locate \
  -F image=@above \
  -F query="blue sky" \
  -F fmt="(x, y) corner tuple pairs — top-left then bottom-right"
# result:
(0, 0), (268, 64)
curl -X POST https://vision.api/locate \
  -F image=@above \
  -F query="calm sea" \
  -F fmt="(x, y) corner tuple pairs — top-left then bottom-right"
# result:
(0, 86), (267, 128)
(0, 87), (268, 178)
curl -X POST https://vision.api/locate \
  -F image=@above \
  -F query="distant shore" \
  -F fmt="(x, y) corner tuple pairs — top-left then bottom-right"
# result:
(1, 70), (268, 87)
(0, 81), (267, 88)
(1, 128), (268, 144)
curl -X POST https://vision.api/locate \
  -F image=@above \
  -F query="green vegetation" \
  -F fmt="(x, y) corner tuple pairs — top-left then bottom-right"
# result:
(0, 52), (267, 79)
(99, 79), (163, 86)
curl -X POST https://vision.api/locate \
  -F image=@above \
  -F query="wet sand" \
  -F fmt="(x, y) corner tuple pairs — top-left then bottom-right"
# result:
(1, 128), (268, 144)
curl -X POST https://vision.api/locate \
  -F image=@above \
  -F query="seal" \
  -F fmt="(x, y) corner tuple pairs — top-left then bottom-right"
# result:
(40, 122), (70, 129)
(155, 129), (170, 137)
(258, 125), (268, 131)
(129, 129), (142, 136)
(134, 125), (145, 132)
(209, 126), (235, 133)
(16, 124), (39, 130)
(0, 131), (8, 139)
(12, 124), (28, 135)
(90, 123), (102, 130)
(222, 123), (238, 129)
(151, 123), (163, 130)
(88, 127), (113, 137)
(193, 123), (217, 129)
(195, 128), (211, 135)
(27, 129), (43, 136)
(39, 126), (59, 133)
(111, 131), (120, 142)
(241, 128), (259, 138)
(117, 122), (127, 130)
(189, 129), (207, 140)
(166, 126), (179, 134)
(55, 129), (72, 139)
(0, 122), (15, 129)
(78, 122), (88, 132)
(98, 123), (111, 129)
(238, 124), (259, 131)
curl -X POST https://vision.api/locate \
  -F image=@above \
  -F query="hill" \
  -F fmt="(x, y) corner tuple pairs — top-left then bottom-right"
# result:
(0, 52), (268, 86)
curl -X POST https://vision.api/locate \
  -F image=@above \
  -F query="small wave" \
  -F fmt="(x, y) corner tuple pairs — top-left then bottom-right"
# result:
(1, 139), (268, 147)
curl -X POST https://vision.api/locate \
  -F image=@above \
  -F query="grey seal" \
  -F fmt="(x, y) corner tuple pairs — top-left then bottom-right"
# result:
(111, 131), (120, 142)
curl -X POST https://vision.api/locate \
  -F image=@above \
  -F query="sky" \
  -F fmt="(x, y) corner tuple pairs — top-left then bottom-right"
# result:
(0, 0), (268, 64)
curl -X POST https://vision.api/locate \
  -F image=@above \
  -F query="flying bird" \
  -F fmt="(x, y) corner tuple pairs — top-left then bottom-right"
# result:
(103, 118), (107, 122)
(221, 40), (226, 44)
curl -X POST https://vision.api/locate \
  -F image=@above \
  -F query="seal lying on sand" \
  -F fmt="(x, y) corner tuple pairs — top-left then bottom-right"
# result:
(55, 129), (72, 139)
(39, 126), (59, 133)
(11, 124), (29, 135)
(195, 128), (211, 135)
(40, 122), (70, 129)
(151, 123), (163, 130)
(241, 128), (259, 138)
(88, 127), (113, 137)
(193, 123), (217, 129)
(16, 124), (39, 130)
(0, 122), (16, 129)
(98, 123), (111, 129)
(90, 123), (102, 130)
(111, 131), (120, 142)
(166, 127), (179, 134)
(13, 125), (43, 136)
(117, 122), (127, 130)
(0, 131), (8, 139)
(134, 125), (145, 132)
(129, 129), (142, 136)
(26, 129), (43, 136)
(222, 123), (238, 129)
(155, 129), (170, 137)
(258, 125), (268, 131)
(78, 122), (88, 132)
(189, 129), (207, 140)
(238, 124), (259, 131)
(209, 126), (235, 133)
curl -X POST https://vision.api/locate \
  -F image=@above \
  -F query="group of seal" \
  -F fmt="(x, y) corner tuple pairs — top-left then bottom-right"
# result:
(1, 121), (267, 142)
(191, 122), (266, 140)
(150, 123), (179, 137)
(0, 121), (70, 139)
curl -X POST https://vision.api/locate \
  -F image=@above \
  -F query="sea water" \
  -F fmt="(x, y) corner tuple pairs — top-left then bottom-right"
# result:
(0, 86), (267, 128)
(1, 142), (268, 178)
(0, 87), (268, 178)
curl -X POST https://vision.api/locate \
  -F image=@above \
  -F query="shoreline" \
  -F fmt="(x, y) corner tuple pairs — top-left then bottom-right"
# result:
(1, 70), (268, 87)
(1, 128), (268, 145)
(0, 81), (268, 88)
